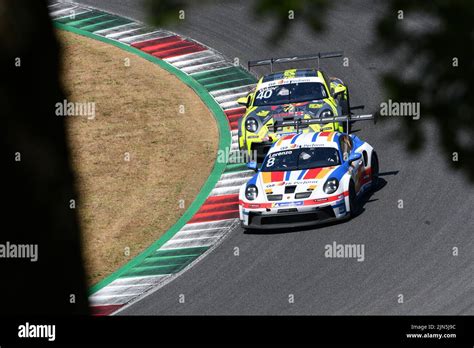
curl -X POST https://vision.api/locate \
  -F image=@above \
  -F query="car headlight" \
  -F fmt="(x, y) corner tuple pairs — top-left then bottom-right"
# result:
(245, 185), (258, 201)
(320, 109), (333, 118)
(245, 118), (258, 133)
(323, 178), (339, 194)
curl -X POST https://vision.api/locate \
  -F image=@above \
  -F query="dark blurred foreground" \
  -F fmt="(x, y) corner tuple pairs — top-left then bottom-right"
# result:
(0, 0), (89, 315)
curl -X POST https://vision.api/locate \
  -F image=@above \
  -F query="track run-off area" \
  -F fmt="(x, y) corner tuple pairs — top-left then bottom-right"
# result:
(49, 0), (258, 315)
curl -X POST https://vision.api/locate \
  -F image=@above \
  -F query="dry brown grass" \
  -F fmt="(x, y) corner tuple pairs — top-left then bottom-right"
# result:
(58, 30), (218, 286)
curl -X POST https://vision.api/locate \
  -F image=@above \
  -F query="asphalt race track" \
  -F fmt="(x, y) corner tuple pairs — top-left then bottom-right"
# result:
(76, 0), (474, 315)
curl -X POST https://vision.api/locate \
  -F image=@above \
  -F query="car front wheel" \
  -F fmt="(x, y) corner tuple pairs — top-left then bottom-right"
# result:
(370, 151), (379, 191)
(348, 180), (358, 217)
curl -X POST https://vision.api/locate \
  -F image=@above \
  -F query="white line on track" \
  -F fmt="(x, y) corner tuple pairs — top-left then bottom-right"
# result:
(51, 8), (92, 20)
(219, 101), (241, 110)
(89, 274), (171, 306)
(210, 185), (242, 196)
(180, 219), (236, 231)
(92, 286), (152, 297)
(220, 171), (255, 180)
(182, 61), (233, 75)
(93, 22), (142, 36)
(210, 84), (256, 98)
(214, 177), (249, 189)
(168, 52), (224, 67)
(49, 5), (82, 18)
(160, 236), (222, 250)
(178, 226), (229, 235)
(48, 2), (64, 8)
(164, 50), (217, 64)
(111, 275), (169, 286)
(90, 294), (139, 306)
(119, 30), (172, 44)
(113, 219), (240, 315)
(171, 228), (227, 240)
(214, 91), (249, 104)
(105, 27), (146, 39)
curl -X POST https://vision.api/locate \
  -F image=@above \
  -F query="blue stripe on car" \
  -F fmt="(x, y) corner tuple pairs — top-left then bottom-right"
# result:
(291, 134), (301, 144)
(248, 173), (259, 186)
(297, 169), (307, 180)
(328, 162), (349, 181)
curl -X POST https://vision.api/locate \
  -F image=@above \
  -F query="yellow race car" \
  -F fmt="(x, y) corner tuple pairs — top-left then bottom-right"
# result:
(238, 52), (351, 162)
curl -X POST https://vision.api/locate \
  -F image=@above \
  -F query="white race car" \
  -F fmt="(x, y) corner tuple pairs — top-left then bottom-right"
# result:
(239, 131), (379, 230)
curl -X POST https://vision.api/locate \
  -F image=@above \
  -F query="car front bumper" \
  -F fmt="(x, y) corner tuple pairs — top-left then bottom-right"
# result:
(240, 196), (348, 230)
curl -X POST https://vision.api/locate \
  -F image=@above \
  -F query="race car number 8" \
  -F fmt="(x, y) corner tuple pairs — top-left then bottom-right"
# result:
(266, 158), (275, 167)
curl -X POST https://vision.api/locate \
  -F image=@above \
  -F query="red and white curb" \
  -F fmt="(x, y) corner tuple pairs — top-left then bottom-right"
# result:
(49, 1), (256, 315)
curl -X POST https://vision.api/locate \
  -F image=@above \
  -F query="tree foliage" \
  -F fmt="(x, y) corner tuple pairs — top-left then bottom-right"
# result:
(376, 0), (474, 181)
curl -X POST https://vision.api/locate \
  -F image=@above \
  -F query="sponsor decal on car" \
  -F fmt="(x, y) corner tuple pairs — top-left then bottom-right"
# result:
(274, 201), (304, 207)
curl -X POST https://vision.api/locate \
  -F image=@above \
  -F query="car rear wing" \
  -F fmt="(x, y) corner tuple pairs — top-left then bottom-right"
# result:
(269, 114), (375, 134)
(248, 51), (344, 73)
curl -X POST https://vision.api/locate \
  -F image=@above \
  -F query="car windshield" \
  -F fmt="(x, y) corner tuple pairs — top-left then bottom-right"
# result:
(261, 147), (340, 172)
(253, 82), (328, 106)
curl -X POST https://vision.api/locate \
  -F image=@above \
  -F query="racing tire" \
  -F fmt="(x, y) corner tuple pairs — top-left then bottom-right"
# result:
(242, 226), (257, 234)
(342, 119), (352, 133)
(340, 88), (351, 132)
(241, 221), (254, 233)
(370, 151), (379, 191)
(340, 97), (350, 117)
(348, 180), (359, 217)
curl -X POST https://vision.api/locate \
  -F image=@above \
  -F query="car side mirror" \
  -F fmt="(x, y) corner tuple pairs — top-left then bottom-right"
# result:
(237, 96), (249, 106)
(348, 152), (362, 163)
(246, 161), (258, 171)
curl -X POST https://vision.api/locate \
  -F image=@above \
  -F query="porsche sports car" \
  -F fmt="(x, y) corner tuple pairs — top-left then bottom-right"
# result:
(238, 52), (351, 162)
(238, 129), (379, 230)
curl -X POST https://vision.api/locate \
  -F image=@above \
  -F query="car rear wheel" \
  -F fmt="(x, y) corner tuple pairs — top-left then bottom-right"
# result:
(340, 94), (350, 116)
(370, 151), (379, 191)
(342, 119), (352, 133)
(340, 88), (351, 132)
